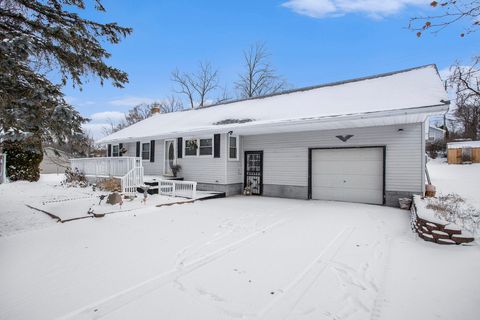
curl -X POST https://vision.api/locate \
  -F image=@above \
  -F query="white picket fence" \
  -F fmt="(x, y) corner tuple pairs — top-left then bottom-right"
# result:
(158, 180), (197, 199)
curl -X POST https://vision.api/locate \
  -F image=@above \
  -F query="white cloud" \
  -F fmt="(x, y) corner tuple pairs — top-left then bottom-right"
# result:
(109, 96), (156, 107)
(89, 111), (126, 122)
(82, 123), (113, 140)
(282, 0), (427, 19)
(85, 111), (127, 140)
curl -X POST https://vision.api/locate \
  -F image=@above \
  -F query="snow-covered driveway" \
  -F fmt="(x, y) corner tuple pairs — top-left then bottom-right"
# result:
(1, 196), (479, 320)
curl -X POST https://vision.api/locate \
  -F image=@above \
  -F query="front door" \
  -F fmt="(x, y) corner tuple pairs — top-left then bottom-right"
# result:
(244, 151), (263, 195)
(164, 140), (176, 176)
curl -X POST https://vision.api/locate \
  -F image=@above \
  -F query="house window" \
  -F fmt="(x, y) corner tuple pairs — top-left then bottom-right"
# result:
(199, 138), (213, 156)
(229, 136), (238, 160)
(112, 144), (119, 157)
(184, 139), (198, 156)
(142, 142), (150, 160)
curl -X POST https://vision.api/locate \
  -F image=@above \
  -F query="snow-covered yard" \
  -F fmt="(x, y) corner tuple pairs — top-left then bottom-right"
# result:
(428, 157), (480, 208)
(0, 163), (479, 320)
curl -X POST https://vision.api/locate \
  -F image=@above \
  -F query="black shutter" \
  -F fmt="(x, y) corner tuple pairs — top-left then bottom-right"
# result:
(118, 143), (123, 156)
(107, 144), (112, 157)
(150, 140), (155, 162)
(177, 138), (183, 158)
(214, 134), (220, 158)
(136, 141), (140, 157)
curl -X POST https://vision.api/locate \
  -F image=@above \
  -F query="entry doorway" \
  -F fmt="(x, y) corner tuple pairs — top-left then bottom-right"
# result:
(164, 140), (176, 176)
(244, 151), (263, 195)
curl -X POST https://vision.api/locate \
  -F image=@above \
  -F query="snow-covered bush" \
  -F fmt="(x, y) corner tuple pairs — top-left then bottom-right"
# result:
(97, 178), (121, 192)
(426, 193), (480, 236)
(62, 167), (88, 188)
(3, 138), (43, 182)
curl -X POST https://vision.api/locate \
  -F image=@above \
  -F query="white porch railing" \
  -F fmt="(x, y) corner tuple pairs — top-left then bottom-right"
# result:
(158, 180), (197, 199)
(70, 157), (142, 178)
(70, 157), (144, 196)
(121, 166), (144, 196)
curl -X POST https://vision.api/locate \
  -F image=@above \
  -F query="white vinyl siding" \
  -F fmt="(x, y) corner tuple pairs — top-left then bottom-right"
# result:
(122, 140), (164, 175)
(241, 123), (423, 193)
(120, 137), (227, 183)
(178, 134), (227, 184)
(226, 135), (243, 184)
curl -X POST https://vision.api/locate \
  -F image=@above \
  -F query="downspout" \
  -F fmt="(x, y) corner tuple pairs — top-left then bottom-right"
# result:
(421, 120), (427, 195)
(225, 133), (228, 187)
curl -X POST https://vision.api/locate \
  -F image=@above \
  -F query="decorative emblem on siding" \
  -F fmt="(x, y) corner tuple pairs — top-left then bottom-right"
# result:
(336, 134), (354, 142)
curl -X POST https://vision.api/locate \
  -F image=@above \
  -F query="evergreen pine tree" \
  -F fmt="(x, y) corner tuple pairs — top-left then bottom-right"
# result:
(0, 0), (132, 180)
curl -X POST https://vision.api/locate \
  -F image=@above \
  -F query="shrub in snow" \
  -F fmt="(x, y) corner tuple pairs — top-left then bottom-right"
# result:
(426, 140), (446, 159)
(170, 164), (181, 177)
(97, 178), (121, 192)
(3, 138), (43, 182)
(62, 167), (88, 188)
(426, 193), (480, 236)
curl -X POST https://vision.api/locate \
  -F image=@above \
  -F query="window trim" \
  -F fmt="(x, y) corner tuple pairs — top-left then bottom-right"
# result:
(228, 135), (239, 161)
(199, 137), (213, 157)
(112, 144), (120, 157)
(183, 136), (214, 158)
(141, 141), (151, 161)
(183, 137), (199, 157)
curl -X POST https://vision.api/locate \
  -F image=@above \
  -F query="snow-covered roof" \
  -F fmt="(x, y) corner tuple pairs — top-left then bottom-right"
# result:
(97, 64), (449, 144)
(447, 141), (480, 149)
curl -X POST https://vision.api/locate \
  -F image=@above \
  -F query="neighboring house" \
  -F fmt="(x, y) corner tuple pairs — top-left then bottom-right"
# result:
(90, 64), (448, 207)
(40, 147), (70, 174)
(447, 141), (480, 164)
(426, 126), (446, 142)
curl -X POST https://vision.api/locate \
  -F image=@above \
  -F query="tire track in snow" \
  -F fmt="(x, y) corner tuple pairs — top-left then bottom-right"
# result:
(256, 226), (355, 320)
(56, 217), (289, 320)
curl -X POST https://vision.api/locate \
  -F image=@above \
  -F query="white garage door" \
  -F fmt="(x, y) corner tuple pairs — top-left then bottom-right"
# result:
(311, 148), (384, 205)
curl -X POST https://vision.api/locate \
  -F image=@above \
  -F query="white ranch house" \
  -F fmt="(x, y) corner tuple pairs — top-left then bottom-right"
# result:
(72, 64), (449, 206)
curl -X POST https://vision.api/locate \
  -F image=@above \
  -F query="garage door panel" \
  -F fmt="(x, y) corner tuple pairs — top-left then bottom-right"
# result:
(312, 186), (383, 204)
(312, 174), (382, 190)
(312, 160), (383, 175)
(312, 148), (382, 161)
(311, 148), (383, 205)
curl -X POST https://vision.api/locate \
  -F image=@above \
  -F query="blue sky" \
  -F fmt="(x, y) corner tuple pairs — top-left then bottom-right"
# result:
(63, 0), (478, 138)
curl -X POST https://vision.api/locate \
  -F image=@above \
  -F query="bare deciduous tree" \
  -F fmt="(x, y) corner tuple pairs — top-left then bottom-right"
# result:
(157, 96), (184, 113)
(235, 42), (287, 99)
(104, 98), (184, 135)
(450, 57), (480, 97)
(444, 58), (480, 141)
(171, 62), (219, 108)
(453, 93), (480, 140)
(215, 84), (232, 104)
(410, 1), (480, 38)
